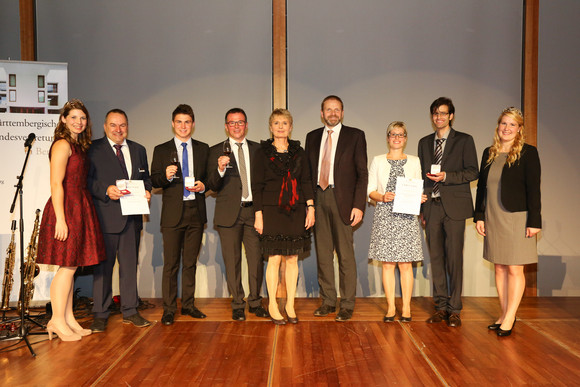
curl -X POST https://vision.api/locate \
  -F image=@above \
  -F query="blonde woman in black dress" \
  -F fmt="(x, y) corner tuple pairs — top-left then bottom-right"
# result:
(253, 109), (315, 324)
(475, 107), (541, 337)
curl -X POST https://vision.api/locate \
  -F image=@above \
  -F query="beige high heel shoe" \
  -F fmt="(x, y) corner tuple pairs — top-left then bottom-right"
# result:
(46, 322), (82, 342)
(70, 326), (92, 336)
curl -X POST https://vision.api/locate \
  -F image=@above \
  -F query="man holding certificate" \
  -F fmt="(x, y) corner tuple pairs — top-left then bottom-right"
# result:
(88, 109), (152, 332)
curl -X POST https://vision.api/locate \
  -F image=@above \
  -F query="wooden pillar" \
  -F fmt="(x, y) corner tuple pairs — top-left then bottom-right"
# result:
(19, 0), (36, 61)
(272, 0), (287, 109)
(272, 0), (288, 298)
(523, 0), (539, 296)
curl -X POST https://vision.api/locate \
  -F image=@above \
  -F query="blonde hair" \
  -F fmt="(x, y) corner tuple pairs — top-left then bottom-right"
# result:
(269, 108), (293, 126)
(486, 107), (524, 167)
(386, 121), (407, 137)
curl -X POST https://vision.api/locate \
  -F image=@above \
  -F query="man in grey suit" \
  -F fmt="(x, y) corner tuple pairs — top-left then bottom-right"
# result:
(206, 108), (268, 321)
(305, 95), (368, 322)
(418, 97), (479, 327)
(151, 104), (209, 326)
(88, 109), (152, 332)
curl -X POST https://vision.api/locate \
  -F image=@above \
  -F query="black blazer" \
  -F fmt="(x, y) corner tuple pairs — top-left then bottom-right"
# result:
(474, 143), (541, 228)
(87, 137), (152, 234)
(418, 128), (479, 221)
(206, 139), (259, 227)
(305, 125), (368, 225)
(151, 138), (209, 227)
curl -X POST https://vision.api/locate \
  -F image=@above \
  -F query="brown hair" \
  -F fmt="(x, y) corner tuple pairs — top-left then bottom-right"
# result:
(53, 99), (92, 152)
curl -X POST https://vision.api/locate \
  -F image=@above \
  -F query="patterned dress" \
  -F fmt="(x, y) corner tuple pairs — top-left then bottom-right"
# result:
(37, 142), (105, 267)
(368, 159), (423, 262)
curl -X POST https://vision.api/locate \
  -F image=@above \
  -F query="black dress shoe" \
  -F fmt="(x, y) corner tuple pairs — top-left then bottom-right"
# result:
(314, 305), (335, 317)
(271, 317), (286, 325)
(249, 306), (269, 318)
(400, 316), (412, 323)
(161, 312), (175, 326)
(335, 309), (353, 322)
(383, 315), (395, 322)
(232, 309), (246, 321)
(447, 313), (462, 327)
(285, 307), (298, 324)
(497, 318), (516, 336)
(488, 323), (501, 330)
(182, 307), (207, 319)
(426, 310), (449, 323)
(90, 318), (108, 333)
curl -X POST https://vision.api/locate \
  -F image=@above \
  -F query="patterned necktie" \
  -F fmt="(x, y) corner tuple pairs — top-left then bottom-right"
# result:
(181, 142), (190, 197)
(236, 142), (249, 199)
(432, 138), (445, 196)
(113, 144), (129, 179)
(319, 130), (333, 190)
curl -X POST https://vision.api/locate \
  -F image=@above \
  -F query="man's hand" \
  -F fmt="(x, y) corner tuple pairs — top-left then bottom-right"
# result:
(187, 181), (205, 193)
(166, 165), (178, 180)
(350, 208), (363, 227)
(426, 171), (446, 182)
(217, 156), (230, 172)
(106, 185), (125, 200)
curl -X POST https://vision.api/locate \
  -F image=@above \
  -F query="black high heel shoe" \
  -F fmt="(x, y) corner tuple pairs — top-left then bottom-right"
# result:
(383, 314), (395, 322)
(497, 318), (516, 337)
(488, 323), (501, 330)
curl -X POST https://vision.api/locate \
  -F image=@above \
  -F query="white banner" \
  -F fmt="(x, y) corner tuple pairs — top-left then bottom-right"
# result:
(0, 60), (68, 305)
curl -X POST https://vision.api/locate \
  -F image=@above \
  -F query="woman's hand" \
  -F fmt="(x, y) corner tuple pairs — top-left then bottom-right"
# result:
(254, 211), (263, 235)
(305, 206), (315, 230)
(421, 194), (428, 204)
(526, 227), (541, 238)
(54, 219), (68, 241)
(476, 220), (486, 237)
(382, 192), (395, 202)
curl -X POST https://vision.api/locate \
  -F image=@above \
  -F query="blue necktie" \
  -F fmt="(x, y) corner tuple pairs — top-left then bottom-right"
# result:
(181, 142), (190, 197)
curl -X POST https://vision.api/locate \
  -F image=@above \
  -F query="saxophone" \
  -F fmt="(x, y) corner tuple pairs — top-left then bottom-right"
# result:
(1, 220), (17, 311)
(18, 209), (41, 314)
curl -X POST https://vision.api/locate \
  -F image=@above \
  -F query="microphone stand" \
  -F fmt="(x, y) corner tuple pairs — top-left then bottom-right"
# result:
(1, 141), (46, 357)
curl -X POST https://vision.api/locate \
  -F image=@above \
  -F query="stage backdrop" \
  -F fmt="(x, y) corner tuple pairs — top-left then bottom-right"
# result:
(27, 0), (569, 301)
(0, 60), (68, 306)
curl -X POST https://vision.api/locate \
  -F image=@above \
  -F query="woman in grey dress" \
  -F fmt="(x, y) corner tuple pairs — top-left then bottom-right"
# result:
(368, 121), (427, 322)
(475, 107), (541, 337)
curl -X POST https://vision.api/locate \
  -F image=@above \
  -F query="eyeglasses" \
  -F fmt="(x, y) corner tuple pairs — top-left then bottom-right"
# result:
(388, 133), (407, 138)
(432, 112), (450, 117)
(226, 120), (246, 127)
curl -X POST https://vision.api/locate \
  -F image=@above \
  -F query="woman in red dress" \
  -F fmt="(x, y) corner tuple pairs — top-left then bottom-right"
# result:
(37, 99), (105, 341)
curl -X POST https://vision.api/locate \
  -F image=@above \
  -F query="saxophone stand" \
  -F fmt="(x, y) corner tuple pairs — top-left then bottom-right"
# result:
(1, 134), (46, 357)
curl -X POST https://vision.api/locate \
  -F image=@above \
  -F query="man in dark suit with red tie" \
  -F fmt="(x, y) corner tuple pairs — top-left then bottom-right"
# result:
(88, 109), (152, 332)
(305, 95), (368, 322)
(151, 104), (209, 325)
(206, 108), (269, 321)
(418, 97), (479, 327)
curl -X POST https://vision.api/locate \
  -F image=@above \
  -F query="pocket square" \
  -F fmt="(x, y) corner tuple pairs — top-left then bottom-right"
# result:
(139, 169), (146, 172)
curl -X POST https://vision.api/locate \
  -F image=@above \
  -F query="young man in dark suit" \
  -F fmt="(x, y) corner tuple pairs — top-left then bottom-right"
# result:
(206, 108), (268, 321)
(88, 109), (152, 332)
(305, 95), (368, 322)
(151, 104), (209, 325)
(418, 97), (479, 327)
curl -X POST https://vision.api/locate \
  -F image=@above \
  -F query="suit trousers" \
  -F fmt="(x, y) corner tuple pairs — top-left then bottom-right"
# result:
(161, 201), (204, 313)
(216, 206), (263, 310)
(314, 188), (357, 310)
(424, 200), (465, 314)
(92, 217), (140, 319)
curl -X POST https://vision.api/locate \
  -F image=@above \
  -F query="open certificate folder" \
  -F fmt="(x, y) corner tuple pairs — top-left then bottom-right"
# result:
(392, 177), (423, 216)
(120, 180), (150, 215)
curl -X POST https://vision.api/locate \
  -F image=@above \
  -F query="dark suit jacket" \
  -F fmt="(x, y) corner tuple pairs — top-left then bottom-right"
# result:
(87, 137), (152, 234)
(305, 125), (368, 225)
(151, 138), (209, 227)
(474, 143), (541, 228)
(418, 128), (479, 221)
(206, 139), (259, 227)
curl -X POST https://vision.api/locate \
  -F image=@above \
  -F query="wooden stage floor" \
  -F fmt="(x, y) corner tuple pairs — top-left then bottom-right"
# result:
(2, 297), (580, 386)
